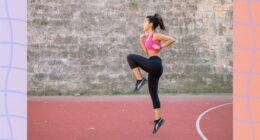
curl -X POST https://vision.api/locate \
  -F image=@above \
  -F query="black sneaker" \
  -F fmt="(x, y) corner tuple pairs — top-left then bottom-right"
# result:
(134, 77), (147, 92)
(152, 118), (165, 134)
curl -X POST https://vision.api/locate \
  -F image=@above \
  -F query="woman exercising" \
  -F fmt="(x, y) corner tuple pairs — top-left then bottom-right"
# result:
(127, 13), (176, 134)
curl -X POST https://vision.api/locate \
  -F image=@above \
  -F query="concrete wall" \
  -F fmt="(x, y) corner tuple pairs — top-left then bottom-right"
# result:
(28, 0), (233, 95)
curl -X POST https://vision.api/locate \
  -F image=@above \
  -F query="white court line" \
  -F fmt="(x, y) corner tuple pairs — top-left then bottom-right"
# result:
(195, 102), (232, 140)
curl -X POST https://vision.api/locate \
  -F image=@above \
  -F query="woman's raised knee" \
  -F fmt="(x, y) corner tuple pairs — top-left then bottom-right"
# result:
(127, 54), (135, 61)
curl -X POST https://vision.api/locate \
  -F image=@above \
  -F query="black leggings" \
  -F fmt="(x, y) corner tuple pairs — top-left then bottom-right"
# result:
(127, 54), (163, 109)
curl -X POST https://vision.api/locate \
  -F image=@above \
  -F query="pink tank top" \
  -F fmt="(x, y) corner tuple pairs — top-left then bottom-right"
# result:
(144, 32), (161, 51)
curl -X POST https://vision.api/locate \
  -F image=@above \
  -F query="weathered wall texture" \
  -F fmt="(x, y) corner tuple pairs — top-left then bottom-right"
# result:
(28, 0), (233, 95)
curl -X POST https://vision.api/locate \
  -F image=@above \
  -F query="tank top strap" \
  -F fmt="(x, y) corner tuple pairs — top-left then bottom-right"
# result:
(148, 32), (155, 40)
(151, 32), (158, 40)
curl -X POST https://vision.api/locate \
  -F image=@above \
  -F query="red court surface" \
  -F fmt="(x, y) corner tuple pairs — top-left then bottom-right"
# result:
(28, 95), (232, 140)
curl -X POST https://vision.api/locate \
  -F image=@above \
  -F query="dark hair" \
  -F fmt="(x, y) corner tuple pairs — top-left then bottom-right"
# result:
(146, 13), (165, 30)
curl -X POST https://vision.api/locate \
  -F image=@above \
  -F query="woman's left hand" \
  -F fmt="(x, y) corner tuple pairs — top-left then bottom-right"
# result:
(152, 44), (161, 50)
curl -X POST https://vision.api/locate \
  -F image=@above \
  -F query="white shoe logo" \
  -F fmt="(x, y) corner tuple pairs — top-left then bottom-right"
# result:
(137, 80), (144, 89)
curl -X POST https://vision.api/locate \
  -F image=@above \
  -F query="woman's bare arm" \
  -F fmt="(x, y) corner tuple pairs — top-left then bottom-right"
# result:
(153, 33), (176, 49)
(139, 34), (148, 56)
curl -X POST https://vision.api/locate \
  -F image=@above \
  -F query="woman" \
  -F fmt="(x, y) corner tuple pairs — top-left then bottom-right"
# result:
(127, 13), (176, 134)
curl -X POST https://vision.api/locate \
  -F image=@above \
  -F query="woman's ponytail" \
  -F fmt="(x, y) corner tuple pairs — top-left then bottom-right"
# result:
(147, 13), (166, 30)
(154, 13), (165, 30)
